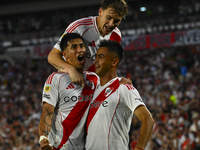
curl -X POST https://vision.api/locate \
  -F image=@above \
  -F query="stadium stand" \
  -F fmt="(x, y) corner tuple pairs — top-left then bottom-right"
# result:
(0, 0), (200, 149)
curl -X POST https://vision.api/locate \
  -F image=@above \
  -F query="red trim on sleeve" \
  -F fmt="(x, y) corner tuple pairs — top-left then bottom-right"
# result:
(109, 32), (121, 43)
(66, 18), (93, 33)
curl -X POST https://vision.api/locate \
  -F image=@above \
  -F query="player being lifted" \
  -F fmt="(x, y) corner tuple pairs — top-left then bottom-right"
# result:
(48, 0), (128, 86)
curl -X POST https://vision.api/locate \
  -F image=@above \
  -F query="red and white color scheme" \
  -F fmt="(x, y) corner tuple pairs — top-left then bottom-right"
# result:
(42, 71), (99, 149)
(121, 29), (200, 51)
(54, 16), (122, 72)
(85, 77), (145, 150)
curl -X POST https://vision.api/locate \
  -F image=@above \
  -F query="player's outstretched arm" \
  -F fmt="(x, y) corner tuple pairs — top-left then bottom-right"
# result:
(38, 102), (54, 150)
(134, 105), (154, 150)
(48, 48), (85, 86)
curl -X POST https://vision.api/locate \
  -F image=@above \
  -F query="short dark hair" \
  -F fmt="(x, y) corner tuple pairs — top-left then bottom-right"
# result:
(101, 0), (128, 18)
(99, 40), (124, 63)
(60, 33), (84, 51)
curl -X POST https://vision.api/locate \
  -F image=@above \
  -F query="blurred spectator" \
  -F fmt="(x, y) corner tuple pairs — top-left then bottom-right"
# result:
(116, 45), (200, 150)
(0, 26), (200, 150)
(0, 59), (56, 149)
(1, 0), (200, 48)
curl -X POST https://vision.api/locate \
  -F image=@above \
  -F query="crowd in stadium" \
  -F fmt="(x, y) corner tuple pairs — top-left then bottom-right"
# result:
(0, 0), (200, 150)
(0, 44), (200, 150)
(121, 46), (200, 150)
(1, 0), (200, 42)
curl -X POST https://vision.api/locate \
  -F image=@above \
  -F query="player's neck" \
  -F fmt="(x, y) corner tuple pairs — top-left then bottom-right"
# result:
(96, 16), (105, 37)
(99, 72), (117, 86)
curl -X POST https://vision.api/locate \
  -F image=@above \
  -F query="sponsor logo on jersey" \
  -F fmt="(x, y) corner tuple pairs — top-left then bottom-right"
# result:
(66, 83), (75, 89)
(71, 96), (77, 102)
(43, 94), (51, 99)
(45, 85), (51, 92)
(104, 87), (114, 97)
(64, 96), (70, 102)
(90, 100), (108, 108)
(86, 53), (96, 61)
(135, 98), (143, 102)
(86, 80), (95, 89)
(64, 94), (93, 103)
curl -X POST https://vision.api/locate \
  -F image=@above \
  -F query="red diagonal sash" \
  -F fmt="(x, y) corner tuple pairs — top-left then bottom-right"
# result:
(56, 74), (98, 149)
(86, 78), (120, 132)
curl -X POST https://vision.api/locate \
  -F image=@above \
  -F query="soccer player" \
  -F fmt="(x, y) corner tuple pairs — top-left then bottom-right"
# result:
(38, 33), (99, 150)
(85, 40), (154, 150)
(48, 0), (128, 86)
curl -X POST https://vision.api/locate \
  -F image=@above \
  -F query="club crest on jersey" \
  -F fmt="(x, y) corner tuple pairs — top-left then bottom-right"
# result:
(86, 80), (95, 89)
(45, 85), (51, 92)
(105, 87), (114, 97)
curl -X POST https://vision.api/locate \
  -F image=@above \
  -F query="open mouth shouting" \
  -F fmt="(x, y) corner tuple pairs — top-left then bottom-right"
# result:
(78, 54), (85, 64)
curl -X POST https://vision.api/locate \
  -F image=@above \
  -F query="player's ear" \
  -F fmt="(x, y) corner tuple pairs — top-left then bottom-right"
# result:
(112, 58), (119, 67)
(62, 50), (69, 59)
(99, 7), (103, 15)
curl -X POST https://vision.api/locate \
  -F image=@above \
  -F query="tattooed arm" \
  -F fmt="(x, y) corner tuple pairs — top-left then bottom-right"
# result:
(38, 102), (54, 150)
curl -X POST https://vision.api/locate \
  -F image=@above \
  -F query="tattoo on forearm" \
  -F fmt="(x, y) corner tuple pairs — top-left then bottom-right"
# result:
(52, 63), (64, 71)
(42, 106), (54, 136)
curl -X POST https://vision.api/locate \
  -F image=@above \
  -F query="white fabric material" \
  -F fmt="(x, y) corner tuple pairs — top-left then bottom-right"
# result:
(85, 77), (145, 150)
(54, 16), (121, 71)
(42, 71), (98, 149)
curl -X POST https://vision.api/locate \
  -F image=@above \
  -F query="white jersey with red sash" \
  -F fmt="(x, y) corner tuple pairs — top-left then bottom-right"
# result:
(85, 77), (145, 150)
(42, 71), (99, 149)
(54, 16), (121, 72)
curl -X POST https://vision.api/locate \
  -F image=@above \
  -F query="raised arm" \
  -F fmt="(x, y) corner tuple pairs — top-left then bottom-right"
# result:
(134, 105), (154, 150)
(38, 102), (54, 150)
(48, 48), (85, 86)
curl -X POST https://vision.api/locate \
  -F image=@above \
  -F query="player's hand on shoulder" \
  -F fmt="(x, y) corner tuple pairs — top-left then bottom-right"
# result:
(40, 138), (53, 150)
(119, 77), (132, 85)
(69, 67), (85, 87)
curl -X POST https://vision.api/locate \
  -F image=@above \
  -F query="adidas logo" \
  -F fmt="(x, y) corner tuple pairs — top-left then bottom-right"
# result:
(88, 41), (96, 47)
(66, 83), (75, 89)
(125, 84), (134, 90)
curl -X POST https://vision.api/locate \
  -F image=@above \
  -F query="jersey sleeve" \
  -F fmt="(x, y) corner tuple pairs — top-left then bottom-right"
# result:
(120, 84), (145, 113)
(109, 27), (122, 43)
(42, 73), (59, 107)
(54, 20), (80, 51)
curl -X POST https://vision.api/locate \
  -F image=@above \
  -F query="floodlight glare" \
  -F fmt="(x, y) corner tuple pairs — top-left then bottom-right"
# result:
(140, 7), (146, 12)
